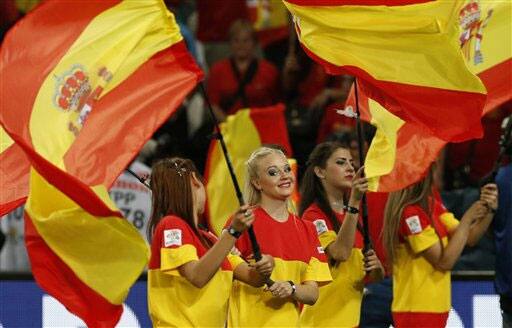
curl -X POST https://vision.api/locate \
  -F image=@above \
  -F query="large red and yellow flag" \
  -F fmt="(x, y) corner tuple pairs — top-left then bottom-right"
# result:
(204, 104), (292, 235)
(0, 0), (202, 326)
(343, 0), (511, 192)
(283, 0), (487, 142)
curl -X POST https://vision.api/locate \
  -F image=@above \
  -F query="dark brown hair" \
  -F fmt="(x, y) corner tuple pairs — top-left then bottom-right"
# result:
(299, 141), (350, 232)
(147, 157), (210, 247)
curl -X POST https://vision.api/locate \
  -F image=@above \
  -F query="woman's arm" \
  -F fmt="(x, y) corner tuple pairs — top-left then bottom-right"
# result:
(467, 184), (498, 246)
(326, 167), (368, 262)
(422, 201), (487, 271)
(178, 207), (254, 288)
(267, 280), (319, 305)
(233, 254), (274, 287)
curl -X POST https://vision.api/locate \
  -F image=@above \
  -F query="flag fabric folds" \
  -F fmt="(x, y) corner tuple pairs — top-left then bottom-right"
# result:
(460, 0), (511, 114)
(0, 127), (28, 215)
(204, 104), (292, 235)
(342, 0), (511, 192)
(0, 0), (202, 326)
(283, 0), (487, 143)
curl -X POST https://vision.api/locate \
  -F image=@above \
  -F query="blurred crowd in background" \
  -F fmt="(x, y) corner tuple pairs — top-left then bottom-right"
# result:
(1, 0), (510, 273)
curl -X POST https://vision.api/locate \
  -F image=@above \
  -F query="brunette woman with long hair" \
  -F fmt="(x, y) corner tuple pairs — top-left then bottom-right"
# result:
(147, 157), (273, 327)
(298, 141), (384, 327)
(383, 165), (498, 327)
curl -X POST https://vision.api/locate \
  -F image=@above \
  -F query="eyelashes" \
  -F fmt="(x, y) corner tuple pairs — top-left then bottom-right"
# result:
(267, 165), (292, 177)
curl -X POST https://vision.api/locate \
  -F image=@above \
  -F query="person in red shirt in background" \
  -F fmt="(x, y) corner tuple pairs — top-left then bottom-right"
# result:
(206, 20), (280, 122)
(146, 157), (274, 327)
(382, 165), (498, 327)
(298, 141), (384, 327)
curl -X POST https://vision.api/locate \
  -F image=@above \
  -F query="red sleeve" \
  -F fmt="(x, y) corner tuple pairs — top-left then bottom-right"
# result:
(304, 221), (328, 263)
(158, 216), (197, 249)
(398, 206), (432, 238)
(302, 205), (335, 233)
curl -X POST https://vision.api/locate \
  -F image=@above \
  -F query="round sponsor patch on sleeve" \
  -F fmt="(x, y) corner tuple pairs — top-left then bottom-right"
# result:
(313, 219), (328, 235)
(164, 229), (182, 247)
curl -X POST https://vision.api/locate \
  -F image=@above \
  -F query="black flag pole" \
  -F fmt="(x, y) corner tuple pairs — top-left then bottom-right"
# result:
(353, 79), (371, 252)
(198, 83), (273, 285)
(126, 168), (150, 189)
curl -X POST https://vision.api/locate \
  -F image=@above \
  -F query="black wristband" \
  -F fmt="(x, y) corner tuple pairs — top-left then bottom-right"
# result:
(343, 205), (359, 214)
(227, 226), (242, 239)
(288, 280), (296, 295)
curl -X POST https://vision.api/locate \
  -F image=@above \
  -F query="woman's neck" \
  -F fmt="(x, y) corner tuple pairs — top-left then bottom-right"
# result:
(322, 182), (346, 213)
(260, 195), (289, 222)
(233, 56), (251, 72)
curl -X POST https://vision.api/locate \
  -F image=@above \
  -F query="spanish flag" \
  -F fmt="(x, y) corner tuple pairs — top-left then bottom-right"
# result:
(0, 0), (202, 326)
(283, 0), (487, 142)
(247, 0), (290, 47)
(204, 104), (292, 235)
(345, 0), (511, 192)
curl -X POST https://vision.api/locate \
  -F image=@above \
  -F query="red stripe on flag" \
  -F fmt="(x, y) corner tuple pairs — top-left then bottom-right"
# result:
(299, 43), (485, 142)
(0, 0), (120, 146)
(63, 41), (202, 187)
(24, 212), (123, 328)
(377, 124), (445, 191)
(6, 132), (121, 218)
(0, 143), (29, 215)
(480, 58), (512, 115)
(249, 104), (293, 157)
(285, 0), (432, 6)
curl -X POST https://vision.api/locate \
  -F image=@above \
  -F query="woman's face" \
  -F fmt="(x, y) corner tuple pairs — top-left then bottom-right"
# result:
(317, 148), (355, 190)
(230, 28), (256, 60)
(252, 153), (295, 201)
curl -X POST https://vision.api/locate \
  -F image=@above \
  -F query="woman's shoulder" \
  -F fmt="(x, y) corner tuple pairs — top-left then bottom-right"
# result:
(302, 203), (327, 221)
(156, 215), (192, 231)
(402, 204), (427, 217)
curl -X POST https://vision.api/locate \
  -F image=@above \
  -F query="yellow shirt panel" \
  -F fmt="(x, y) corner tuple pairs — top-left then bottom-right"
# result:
(301, 248), (365, 327)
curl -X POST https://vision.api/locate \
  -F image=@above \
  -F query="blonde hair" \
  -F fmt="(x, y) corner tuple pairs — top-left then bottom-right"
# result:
(244, 146), (286, 205)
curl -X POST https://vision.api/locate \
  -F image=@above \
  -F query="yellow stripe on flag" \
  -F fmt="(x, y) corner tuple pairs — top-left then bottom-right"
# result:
(25, 169), (148, 304)
(29, 0), (182, 168)
(207, 109), (262, 235)
(0, 126), (14, 153)
(284, 0), (486, 93)
(364, 99), (405, 191)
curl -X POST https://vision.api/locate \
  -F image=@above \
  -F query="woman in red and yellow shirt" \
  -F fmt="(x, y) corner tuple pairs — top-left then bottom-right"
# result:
(227, 146), (332, 327)
(147, 157), (273, 327)
(383, 166), (498, 327)
(298, 141), (384, 327)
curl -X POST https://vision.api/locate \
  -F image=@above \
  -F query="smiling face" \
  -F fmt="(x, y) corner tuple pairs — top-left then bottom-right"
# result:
(315, 147), (355, 191)
(252, 152), (295, 201)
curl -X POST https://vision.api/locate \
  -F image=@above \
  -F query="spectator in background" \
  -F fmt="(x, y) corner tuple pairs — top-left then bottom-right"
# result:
(207, 19), (281, 122)
(195, 0), (248, 67)
(282, 40), (352, 174)
(444, 102), (512, 190)
(493, 114), (512, 328)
